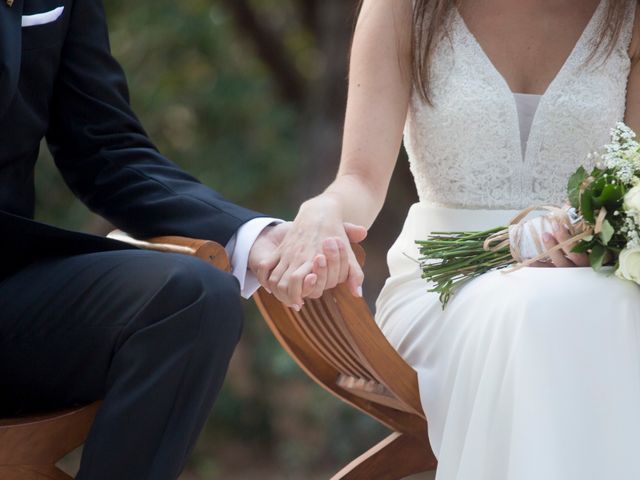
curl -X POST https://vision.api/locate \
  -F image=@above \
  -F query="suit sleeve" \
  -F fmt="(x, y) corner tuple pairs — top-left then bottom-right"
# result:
(46, 0), (263, 245)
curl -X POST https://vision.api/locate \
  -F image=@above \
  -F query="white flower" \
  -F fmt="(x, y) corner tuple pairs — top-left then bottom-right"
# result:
(622, 215), (640, 246)
(615, 247), (640, 284)
(600, 123), (640, 183)
(624, 185), (640, 213)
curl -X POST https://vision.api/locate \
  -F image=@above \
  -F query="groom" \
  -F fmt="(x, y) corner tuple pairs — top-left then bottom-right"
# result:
(0, 1), (364, 479)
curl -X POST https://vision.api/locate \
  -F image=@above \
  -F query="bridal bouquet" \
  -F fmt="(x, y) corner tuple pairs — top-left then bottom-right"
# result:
(418, 122), (640, 308)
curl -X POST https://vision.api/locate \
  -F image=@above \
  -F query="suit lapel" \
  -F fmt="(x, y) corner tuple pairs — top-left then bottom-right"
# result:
(0, 0), (23, 118)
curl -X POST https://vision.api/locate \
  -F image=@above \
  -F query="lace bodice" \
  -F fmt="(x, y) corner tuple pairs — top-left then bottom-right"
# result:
(404, 0), (637, 209)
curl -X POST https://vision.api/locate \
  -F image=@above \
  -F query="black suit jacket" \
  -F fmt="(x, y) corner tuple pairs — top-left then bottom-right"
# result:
(0, 0), (263, 278)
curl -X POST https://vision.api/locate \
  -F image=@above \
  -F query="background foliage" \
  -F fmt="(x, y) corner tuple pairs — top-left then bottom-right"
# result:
(39, 0), (418, 477)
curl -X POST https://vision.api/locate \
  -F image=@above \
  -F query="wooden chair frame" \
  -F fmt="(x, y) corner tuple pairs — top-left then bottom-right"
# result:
(254, 244), (437, 479)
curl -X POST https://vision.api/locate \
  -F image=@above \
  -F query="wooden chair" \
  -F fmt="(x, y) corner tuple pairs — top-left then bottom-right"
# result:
(0, 233), (231, 480)
(253, 244), (437, 479)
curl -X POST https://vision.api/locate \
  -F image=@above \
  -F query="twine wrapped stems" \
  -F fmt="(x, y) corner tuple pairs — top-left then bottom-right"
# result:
(483, 205), (607, 272)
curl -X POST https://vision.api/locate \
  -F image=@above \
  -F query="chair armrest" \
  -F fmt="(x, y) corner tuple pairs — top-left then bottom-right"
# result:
(107, 230), (231, 273)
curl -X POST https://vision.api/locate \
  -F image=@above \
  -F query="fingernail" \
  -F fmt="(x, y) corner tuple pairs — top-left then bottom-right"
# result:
(292, 304), (301, 312)
(310, 276), (318, 286)
(551, 220), (560, 231)
(543, 232), (552, 242)
(318, 256), (327, 268)
(265, 287), (272, 294)
(357, 286), (363, 297)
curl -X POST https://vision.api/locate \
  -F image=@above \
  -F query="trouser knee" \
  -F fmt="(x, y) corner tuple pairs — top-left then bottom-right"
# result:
(117, 253), (244, 361)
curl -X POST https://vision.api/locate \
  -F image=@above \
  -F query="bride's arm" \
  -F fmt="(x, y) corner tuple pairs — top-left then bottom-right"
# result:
(261, 0), (413, 307)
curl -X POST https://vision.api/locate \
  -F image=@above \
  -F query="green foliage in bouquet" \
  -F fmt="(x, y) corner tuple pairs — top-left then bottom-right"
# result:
(567, 123), (640, 271)
(566, 165), (624, 269)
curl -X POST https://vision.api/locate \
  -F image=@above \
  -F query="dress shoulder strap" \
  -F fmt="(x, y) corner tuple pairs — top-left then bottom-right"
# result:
(607, 0), (637, 57)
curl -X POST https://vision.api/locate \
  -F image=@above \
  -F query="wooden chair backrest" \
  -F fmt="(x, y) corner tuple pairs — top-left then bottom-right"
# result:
(254, 244), (429, 438)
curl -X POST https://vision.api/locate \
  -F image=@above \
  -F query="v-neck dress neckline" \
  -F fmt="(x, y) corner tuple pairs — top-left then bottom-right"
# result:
(452, 0), (606, 163)
(513, 93), (542, 159)
(401, 0), (635, 210)
(452, 0), (605, 98)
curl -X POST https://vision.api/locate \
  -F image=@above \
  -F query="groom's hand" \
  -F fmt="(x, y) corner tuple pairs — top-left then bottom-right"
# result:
(249, 223), (323, 302)
(249, 221), (367, 309)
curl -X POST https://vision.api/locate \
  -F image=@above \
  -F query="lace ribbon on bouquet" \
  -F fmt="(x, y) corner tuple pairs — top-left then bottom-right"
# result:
(483, 205), (608, 271)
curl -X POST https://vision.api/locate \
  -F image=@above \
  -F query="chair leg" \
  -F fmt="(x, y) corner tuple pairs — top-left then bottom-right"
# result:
(0, 465), (73, 480)
(331, 432), (437, 480)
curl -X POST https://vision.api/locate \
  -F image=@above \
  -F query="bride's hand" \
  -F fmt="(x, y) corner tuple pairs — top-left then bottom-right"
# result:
(534, 219), (589, 268)
(257, 196), (367, 309)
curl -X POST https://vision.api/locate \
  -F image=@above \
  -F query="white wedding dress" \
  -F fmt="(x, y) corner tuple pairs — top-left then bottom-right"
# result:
(375, 1), (640, 479)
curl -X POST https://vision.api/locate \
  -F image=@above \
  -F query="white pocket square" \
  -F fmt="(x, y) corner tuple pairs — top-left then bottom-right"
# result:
(22, 6), (64, 27)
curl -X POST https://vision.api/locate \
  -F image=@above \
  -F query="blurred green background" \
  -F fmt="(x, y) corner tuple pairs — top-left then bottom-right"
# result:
(40, 0), (419, 478)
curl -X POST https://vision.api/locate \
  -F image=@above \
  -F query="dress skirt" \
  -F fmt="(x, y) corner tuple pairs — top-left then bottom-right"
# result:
(375, 202), (640, 480)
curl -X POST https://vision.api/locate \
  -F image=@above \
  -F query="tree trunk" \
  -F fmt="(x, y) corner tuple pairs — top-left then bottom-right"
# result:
(297, 0), (356, 200)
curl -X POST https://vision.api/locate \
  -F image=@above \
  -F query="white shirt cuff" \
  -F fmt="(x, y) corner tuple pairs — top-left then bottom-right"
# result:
(225, 217), (283, 299)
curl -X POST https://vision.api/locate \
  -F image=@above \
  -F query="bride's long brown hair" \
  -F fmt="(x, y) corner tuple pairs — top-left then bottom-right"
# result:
(409, 0), (636, 104)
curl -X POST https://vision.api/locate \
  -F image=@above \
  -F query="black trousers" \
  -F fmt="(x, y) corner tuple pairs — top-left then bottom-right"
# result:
(0, 249), (244, 480)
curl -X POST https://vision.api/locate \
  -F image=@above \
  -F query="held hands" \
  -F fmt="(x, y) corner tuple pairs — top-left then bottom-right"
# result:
(247, 200), (368, 309)
(529, 219), (589, 268)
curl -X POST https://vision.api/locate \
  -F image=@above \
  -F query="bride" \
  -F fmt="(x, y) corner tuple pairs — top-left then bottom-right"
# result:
(259, 0), (640, 477)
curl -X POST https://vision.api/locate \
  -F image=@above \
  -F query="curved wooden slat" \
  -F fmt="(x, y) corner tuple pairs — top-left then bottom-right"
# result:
(297, 302), (371, 379)
(288, 306), (359, 377)
(305, 301), (373, 380)
(331, 432), (437, 480)
(291, 278), (424, 418)
(330, 285), (425, 418)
